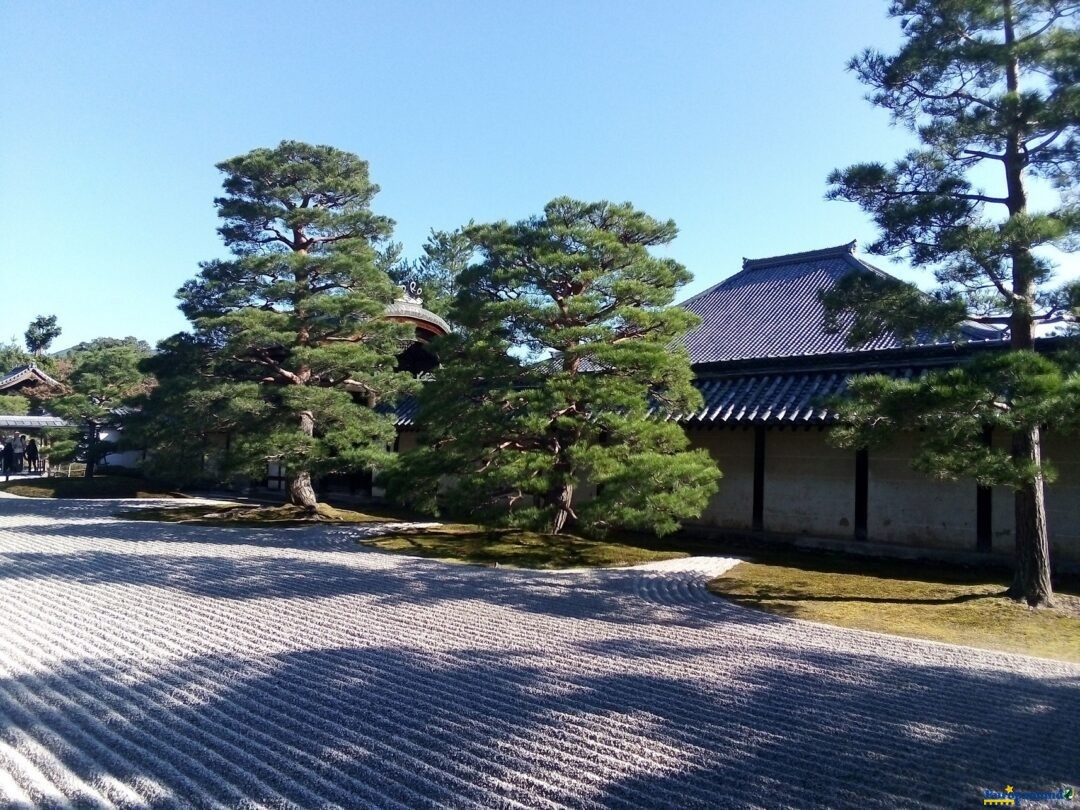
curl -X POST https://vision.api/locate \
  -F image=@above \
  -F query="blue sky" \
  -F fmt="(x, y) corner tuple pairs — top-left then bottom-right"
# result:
(1, 1), (1075, 349)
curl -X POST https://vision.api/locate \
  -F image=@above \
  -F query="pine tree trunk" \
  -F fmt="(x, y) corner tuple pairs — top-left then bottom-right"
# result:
(551, 482), (575, 534)
(84, 422), (97, 479)
(289, 472), (318, 512)
(288, 410), (318, 513)
(999, 2), (1053, 608)
(1007, 425), (1054, 607)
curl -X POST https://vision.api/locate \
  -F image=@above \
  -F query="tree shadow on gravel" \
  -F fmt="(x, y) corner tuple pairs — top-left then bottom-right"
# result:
(0, 549), (420, 601)
(0, 539), (750, 631)
(0, 501), (752, 628)
(0, 643), (1076, 808)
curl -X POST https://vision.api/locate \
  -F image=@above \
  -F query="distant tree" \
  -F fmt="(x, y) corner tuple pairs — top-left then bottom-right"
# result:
(176, 141), (416, 512)
(0, 340), (32, 373)
(125, 333), (268, 488)
(392, 198), (720, 536)
(24, 315), (61, 355)
(0, 395), (29, 416)
(822, 0), (1080, 606)
(61, 336), (153, 357)
(48, 342), (154, 477)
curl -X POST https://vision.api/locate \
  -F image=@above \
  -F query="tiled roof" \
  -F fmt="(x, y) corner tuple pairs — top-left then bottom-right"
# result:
(0, 364), (62, 392)
(678, 371), (850, 425)
(668, 335), (1054, 426)
(0, 415), (68, 429)
(679, 241), (1000, 365)
(393, 396), (421, 428)
(672, 361), (939, 426)
(384, 299), (451, 336)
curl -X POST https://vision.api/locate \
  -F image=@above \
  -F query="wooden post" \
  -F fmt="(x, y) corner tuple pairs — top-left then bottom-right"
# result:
(752, 425), (765, 531)
(854, 447), (868, 542)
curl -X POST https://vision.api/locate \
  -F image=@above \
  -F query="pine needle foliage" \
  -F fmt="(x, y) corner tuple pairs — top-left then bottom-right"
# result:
(390, 198), (720, 536)
(47, 342), (154, 477)
(823, 0), (1080, 605)
(175, 142), (416, 509)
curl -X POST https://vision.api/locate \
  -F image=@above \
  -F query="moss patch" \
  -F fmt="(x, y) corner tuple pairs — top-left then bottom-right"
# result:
(122, 502), (387, 527)
(709, 556), (1080, 663)
(362, 524), (701, 569)
(0, 476), (181, 500)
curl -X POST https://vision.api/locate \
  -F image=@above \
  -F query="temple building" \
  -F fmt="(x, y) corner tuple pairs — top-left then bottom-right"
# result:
(670, 242), (1079, 563)
(383, 281), (451, 376)
(0, 363), (68, 436)
(393, 241), (1079, 564)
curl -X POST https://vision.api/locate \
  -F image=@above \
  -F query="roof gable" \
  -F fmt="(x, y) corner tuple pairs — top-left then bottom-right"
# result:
(680, 241), (999, 365)
(0, 364), (62, 393)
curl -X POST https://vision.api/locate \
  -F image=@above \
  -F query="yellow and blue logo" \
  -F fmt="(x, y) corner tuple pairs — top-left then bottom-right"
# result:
(983, 785), (1074, 806)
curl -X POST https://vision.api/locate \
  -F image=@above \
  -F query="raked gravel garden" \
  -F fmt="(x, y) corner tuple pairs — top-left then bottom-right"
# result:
(0, 494), (1076, 809)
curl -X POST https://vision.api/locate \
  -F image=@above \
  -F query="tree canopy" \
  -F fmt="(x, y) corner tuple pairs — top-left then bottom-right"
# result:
(24, 315), (61, 356)
(823, 0), (1080, 606)
(391, 197), (720, 536)
(47, 341), (154, 476)
(175, 141), (416, 509)
(387, 227), (474, 319)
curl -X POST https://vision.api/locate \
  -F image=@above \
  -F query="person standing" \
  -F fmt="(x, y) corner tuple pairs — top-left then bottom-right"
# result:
(2, 439), (14, 481)
(25, 438), (39, 473)
(11, 434), (25, 473)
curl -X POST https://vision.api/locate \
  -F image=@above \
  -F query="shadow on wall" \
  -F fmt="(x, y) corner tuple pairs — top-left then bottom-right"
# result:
(0, 643), (1076, 807)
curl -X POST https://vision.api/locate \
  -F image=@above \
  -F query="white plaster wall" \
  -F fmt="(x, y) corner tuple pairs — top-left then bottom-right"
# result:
(396, 431), (420, 453)
(989, 428), (1016, 553)
(100, 428), (142, 470)
(762, 428), (854, 538)
(685, 427), (754, 529)
(684, 425), (1080, 562)
(980, 430), (1080, 561)
(1044, 431), (1080, 560)
(867, 435), (975, 549)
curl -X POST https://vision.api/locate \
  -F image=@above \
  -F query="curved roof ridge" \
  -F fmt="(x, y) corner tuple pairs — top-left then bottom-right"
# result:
(0, 363), (62, 391)
(741, 240), (857, 271)
(677, 240), (864, 311)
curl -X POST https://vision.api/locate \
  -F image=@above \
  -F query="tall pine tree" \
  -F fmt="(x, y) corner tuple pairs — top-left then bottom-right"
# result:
(392, 198), (720, 536)
(823, 0), (1079, 606)
(177, 141), (415, 511)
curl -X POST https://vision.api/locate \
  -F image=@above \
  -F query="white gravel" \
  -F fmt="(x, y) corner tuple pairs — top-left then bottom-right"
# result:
(0, 496), (1075, 809)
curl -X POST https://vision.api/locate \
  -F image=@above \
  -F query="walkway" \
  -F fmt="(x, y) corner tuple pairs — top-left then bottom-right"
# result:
(0, 497), (1076, 808)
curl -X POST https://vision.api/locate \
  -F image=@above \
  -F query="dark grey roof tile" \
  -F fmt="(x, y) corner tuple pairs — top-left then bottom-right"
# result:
(680, 241), (1002, 365)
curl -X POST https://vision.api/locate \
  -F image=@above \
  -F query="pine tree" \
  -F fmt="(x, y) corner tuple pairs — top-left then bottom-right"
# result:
(823, 0), (1080, 606)
(48, 342), (153, 477)
(24, 315), (61, 356)
(392, 198), (720, 536)
(177, 141), (416, 511)
(124, 333), (269, 488)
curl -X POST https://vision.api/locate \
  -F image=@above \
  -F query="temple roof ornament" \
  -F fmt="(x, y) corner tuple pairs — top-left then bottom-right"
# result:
(383, 280), (451, 338)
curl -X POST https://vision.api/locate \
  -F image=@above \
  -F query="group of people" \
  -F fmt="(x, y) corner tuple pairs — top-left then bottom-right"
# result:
(2, 435), (41, 476)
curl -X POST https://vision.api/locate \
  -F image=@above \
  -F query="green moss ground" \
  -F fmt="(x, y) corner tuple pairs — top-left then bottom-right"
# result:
(709, 552), (1080, 663)
(361, 524), (699, 569)
(0, 476), (181, 500)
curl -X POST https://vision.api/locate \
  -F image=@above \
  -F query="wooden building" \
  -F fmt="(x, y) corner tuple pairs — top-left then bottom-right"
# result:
(671, 242), (1079, 563)
(393, 241), (1079, 563)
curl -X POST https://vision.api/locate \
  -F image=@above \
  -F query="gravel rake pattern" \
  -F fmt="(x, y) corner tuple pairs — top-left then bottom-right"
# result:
(0, 497), (1076, 808)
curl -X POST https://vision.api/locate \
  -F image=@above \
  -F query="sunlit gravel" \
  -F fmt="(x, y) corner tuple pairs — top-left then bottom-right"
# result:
(0, 495), (1076, 809)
